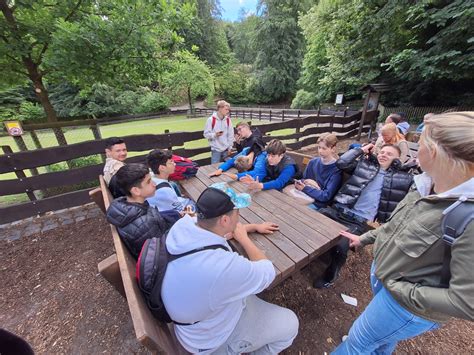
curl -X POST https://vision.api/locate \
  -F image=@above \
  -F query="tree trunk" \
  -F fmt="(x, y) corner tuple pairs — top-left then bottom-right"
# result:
(23, 57), (58, 122)
(187, 86), (194, 114)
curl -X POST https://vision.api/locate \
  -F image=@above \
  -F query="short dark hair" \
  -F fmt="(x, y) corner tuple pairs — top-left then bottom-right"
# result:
(115, 163), (149, 196)
(105, 137), (125, 150)
(397, 112), (407, 121)
(147, 149), (172, 174)
(266, 139), (286, 155)
(380, 144), (401, 157)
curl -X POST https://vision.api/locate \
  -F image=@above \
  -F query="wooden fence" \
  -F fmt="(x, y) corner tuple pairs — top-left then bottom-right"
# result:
(378, 104), (474, 122)
(0, 110), (377, 224)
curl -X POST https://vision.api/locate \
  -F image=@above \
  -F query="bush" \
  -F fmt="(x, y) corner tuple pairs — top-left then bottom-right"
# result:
(42, 155), (103, 197)
(136, 90), (170, 113)
(18, 101), (46, 122)
(291, 90), (316, 109)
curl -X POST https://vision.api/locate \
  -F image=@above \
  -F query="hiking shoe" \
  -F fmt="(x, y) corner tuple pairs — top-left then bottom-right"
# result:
(312, 278), (334, 289)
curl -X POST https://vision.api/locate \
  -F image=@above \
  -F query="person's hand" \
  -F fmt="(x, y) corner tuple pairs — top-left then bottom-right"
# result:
(234, 134), (242, 144)
(216, 131), (224, 137)
(255, 222), (279, 234)
(340, 230), (362, 249)
(248, 181), (263, 191)
(209, 169), (223, 177)
(361, 143), (374, 155)
(304, 179), (320, 189)
(239, 174), (254, 183)
(223, 172), (238, 180)
(232, 222), (249, 243)
(294, 180), (305, 191)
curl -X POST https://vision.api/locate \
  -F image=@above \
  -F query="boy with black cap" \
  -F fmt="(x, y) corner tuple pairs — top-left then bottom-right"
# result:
(161, 187), (298, 354)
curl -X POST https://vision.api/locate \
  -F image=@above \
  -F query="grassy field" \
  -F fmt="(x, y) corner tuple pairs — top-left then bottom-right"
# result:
(0, 115), (296, 206)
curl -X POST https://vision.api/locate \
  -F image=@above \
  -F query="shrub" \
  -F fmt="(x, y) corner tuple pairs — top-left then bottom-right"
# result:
(18, 101), (46, 122)
(136, 90), (170, 113)
(291, 90), (316, 109)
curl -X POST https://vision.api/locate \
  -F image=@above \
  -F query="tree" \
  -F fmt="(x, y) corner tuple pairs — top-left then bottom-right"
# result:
(226, 11), (258, 65)
(163, 51), (214, 113)
(249, 0), (312, 103)
(0, 0), (193, 122)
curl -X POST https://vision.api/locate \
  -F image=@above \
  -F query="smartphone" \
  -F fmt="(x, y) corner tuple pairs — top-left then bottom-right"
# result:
(217, 130), (224, 134)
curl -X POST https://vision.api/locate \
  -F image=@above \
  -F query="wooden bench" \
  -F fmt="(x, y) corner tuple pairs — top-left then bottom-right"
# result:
(91, 177), (188, 354)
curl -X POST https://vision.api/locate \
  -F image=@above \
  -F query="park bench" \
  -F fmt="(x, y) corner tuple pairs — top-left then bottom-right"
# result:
(90, 177), (188, 355)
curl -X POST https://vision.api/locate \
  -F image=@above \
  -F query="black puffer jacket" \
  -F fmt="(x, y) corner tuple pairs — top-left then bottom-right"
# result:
(334, 148), (413, 223)
(106, 197), (181, 259)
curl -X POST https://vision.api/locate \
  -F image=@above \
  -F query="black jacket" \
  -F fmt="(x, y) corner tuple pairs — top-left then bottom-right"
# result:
(106, 197), (181, 259)
(236, 128), (266, 156)
(334, 148), (413, 223)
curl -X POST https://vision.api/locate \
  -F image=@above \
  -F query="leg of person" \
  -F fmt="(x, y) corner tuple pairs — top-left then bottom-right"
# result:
(212, 295), (299, 355)
(332, 287), (438, 355)
(211, 150), (222, 164)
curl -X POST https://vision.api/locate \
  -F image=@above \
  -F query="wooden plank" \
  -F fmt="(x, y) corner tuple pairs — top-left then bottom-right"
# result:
(0, 188), (94, 225)
(89, 187), (106, 214)
(99, 176), (182, 354)
(98, 254), (125, 297)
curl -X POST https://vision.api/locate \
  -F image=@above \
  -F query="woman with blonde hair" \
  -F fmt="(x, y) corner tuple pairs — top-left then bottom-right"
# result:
(294, 133), (342, 210)
(374, 122), (411, 162)
(333, 112), (474, 354)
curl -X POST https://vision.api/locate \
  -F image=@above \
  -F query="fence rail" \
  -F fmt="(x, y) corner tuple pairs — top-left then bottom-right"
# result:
(378, 105), (474, 122)
(0, 110), (377, 224)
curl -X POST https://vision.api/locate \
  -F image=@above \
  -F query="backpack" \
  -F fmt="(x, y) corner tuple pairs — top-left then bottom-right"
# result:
(169, 155), (199, 181)
(136, 235), (229, 324)
(211, 115), (230, 130)
(440, 197), (474, 287)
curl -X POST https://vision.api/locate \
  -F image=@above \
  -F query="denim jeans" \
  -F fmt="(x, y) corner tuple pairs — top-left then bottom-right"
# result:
(211, 150), (228, 164)
(332, 263), (439, 355)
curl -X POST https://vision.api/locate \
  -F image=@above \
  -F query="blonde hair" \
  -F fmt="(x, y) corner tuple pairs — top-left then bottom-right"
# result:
(217, 100), (230, 110)
(422, 112), (474, 174)
(234, 156), (252, 173)
(381, 123), (405, 143)
(317, 133), (338, 148)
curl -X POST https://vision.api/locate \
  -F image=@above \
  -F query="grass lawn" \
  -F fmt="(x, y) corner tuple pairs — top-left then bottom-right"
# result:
(0, 115), (296, 206)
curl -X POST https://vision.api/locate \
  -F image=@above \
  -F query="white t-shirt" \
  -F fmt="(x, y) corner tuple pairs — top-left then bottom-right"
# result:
(162, 215), (276, 353)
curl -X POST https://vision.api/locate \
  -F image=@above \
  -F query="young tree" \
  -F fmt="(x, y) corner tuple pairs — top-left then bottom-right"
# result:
(0, 0), (193, 122)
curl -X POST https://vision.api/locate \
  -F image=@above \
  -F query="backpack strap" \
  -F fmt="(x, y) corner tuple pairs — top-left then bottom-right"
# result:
(226, 116), (230, 127)
(155, 182), (172, 190)
(211, 115), (216, 130)
(440, 197), (474, 287)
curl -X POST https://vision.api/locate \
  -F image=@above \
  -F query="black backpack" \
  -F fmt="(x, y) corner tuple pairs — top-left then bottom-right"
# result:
(136, 235), (228, 324)
(440, 197), (474, 287)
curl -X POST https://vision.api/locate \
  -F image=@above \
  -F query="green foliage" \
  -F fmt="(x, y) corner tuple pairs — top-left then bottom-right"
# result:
(226, 13), (258, 64)
(290, 90), (316, 109)
(137, 90), (170, 113)
(162, 51), (214, 110)
(249, 0), (311, 103)
(18, 101), (45, 122)
(214, 64), (252, 104)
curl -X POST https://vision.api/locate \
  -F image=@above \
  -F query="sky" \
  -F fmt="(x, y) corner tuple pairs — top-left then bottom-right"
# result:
(219, 0), (258, 22)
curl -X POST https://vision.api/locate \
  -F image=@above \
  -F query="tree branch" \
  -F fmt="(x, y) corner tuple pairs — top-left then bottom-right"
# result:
(64, 0), (84, 22)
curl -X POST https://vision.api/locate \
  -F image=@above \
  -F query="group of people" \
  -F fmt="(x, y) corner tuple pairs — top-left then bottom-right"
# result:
(101, 104), (473, 354)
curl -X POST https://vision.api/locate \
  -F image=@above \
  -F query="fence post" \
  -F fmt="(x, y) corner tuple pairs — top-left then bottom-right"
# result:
(1, 145), (37, 202)
(13, 135), (39, 176)
(282, 110), (285, 121)
(297, 110), (300, 119)
(29, 130), (43, 150)
(165, 129), (173, 151)
(269, 110), (272, 122)
(53, 127), (72, 168)
(250, 110), (253, 120)
(242, 110), (245, 120)
(90, 122), (105, 163)
(259, 110), (262, 121)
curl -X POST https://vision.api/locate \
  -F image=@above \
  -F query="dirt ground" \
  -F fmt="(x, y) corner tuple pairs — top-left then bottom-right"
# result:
(1, 137), (473, 354)
(1, 214), (474, 354)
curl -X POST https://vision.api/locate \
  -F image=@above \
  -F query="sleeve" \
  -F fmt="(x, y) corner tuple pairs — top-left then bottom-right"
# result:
(386, 224), (474, 321)
(398, 140), (411, 163)
(203, 116), (216, 140)
(237, 153), (267, 181)
(210, 254), (276, 307)
(226, 117), (234, 149)
(302, 170), (342, 203)
(159, 209), (181, 228)
(336, 148), (364, 173)
(262, 165), (296, 191)
(219, 147), (249, 171)
(148, 187), (183, 211)
(359, 228), (379, 246)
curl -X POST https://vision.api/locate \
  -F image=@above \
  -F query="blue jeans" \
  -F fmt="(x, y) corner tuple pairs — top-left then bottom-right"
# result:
(211, 150), (228, 164)
(332, 263), (439, 355)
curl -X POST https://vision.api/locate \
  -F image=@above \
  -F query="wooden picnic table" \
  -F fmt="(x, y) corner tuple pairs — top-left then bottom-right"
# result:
(179, 164), (346, 287)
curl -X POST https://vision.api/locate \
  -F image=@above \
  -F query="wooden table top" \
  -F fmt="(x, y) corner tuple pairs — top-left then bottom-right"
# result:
(179, 164), (345, 287)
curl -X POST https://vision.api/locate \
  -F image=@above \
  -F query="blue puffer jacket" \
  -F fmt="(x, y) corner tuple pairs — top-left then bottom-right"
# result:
(106, 197), (181, 259)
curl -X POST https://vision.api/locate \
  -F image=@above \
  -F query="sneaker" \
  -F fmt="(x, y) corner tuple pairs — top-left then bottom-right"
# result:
(342, 335), (348, 342)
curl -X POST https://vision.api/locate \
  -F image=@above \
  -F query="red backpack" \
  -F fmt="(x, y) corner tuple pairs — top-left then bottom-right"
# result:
(211, 115), (230, 130)
(169, 155), (199, 181)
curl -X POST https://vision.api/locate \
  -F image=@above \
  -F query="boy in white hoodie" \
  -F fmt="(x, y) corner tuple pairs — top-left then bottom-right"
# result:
(204, 100), (234, 164)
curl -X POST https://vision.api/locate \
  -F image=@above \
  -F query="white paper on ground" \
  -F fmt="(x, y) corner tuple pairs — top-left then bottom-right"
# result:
(341, 293), (358, 307)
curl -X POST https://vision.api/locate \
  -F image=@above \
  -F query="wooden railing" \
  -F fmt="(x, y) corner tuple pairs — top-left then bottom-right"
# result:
(0, 110), (377, 224)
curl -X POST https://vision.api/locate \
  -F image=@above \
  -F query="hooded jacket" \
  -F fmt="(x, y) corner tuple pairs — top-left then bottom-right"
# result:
(360, 175), (474, 323)
(334, 148), (413, 223)
(106, 197), (181, 259)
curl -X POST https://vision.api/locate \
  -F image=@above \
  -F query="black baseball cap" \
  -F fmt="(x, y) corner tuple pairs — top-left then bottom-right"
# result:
(196, 187), (236, 219)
